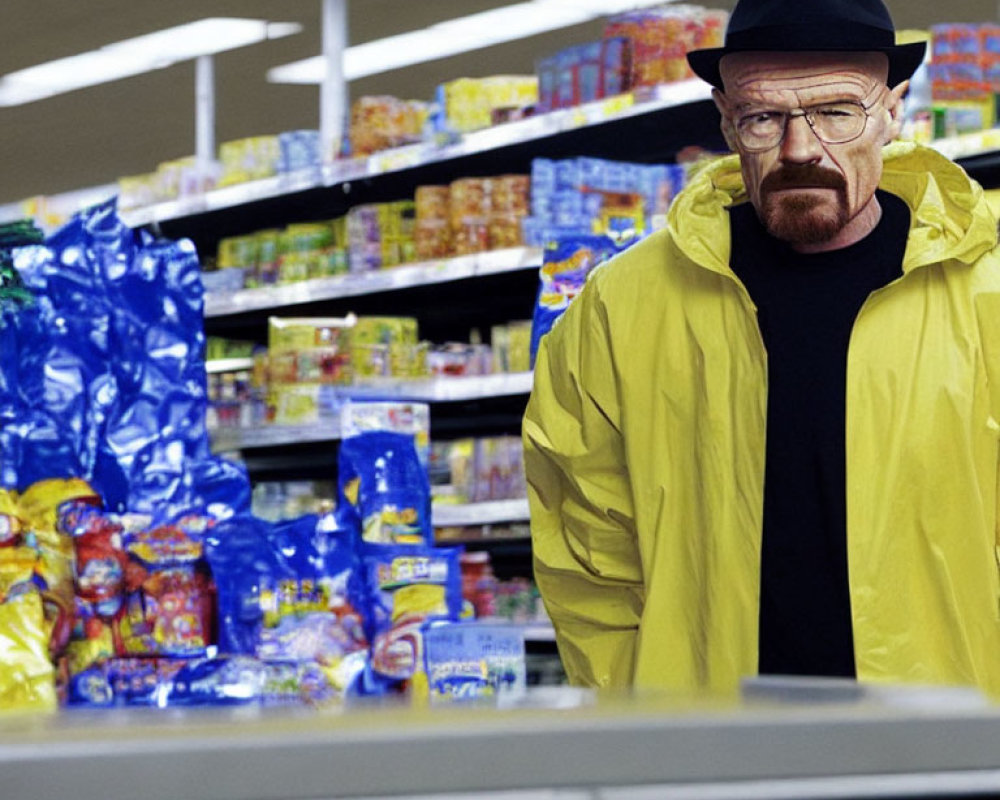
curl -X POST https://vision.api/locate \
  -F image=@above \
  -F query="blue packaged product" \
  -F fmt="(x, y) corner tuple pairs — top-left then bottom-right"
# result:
(205, 513), (369, 695)
(530, 158), (557, 193)
(601, 36), (631, 98)
(278, 130), (321, 173)
(578, 41), (603, 105)
(529, 235), (621, 365)
(422, 622), (527, 704)
(536, 56), (558, 112)
(362, 543), (463, 686)
(553, 158), (583, 192)
(3, 197), (251, 520)
(336, 431), (431, 546)
(166, 656), (339, 706)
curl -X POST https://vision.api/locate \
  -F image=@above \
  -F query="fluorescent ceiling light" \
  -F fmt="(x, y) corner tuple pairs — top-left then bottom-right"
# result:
(268, 0), (677, 84)
(0, 18), (302, 107)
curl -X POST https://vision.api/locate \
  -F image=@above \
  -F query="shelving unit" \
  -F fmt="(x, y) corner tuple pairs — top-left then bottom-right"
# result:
(203, 246), (542, 317)
(431, 497), (530, 528)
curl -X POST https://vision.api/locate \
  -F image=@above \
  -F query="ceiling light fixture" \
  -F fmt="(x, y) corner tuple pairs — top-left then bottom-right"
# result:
(0, 18), (302, 107)
(267, 0), (677, 84)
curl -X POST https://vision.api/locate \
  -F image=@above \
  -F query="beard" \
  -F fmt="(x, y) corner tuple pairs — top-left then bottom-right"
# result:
(757, 166), (849, 246)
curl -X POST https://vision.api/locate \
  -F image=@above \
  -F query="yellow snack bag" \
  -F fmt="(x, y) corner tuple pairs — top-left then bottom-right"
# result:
(0, 591), (57, 713)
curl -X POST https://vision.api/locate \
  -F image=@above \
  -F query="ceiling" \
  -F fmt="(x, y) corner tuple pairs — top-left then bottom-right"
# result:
(0, 0), (995, 206)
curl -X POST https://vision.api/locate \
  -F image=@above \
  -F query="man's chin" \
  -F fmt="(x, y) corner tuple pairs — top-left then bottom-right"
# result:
(762, 196), (846, 246)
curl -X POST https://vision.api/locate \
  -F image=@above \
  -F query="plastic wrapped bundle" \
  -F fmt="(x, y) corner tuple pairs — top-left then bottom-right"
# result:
(6, 198), (249, 520)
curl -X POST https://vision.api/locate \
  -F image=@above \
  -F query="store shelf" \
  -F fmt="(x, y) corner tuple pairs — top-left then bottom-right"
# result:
(432, 498), (530, 527)
(203, 246), (542, 317)
(208, 373), (533, 452)
(7, 684), (1000, 800)
(348, 371), (533, 403)
(521, 622), (556, 642)
(119, 83), (712, 230)
(209, 421), (341, 452)
(204, 357), (254, 374)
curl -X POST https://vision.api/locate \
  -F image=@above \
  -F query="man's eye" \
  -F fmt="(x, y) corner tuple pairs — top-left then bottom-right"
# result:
(743, 111), (780, 125)
(815, 107), (855, 118)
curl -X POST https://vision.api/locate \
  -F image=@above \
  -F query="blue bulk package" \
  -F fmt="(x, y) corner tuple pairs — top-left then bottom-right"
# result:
(529, 234), (621, 366)
(336, 430), (431, 546)
(166, 656), (339, 706)
(362, 542), (463, 688)
(205, 512), (369, 695)
(3, 197), (250, 520)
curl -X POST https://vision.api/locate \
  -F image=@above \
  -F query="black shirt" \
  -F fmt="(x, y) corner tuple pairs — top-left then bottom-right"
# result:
(729, 190), (910, 678)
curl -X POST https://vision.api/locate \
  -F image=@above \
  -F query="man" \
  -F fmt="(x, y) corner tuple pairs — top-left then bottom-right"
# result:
(523, 0), (1000, 696)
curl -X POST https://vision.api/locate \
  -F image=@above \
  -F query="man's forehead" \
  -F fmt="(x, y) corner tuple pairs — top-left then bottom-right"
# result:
(720, 51), (889, 94)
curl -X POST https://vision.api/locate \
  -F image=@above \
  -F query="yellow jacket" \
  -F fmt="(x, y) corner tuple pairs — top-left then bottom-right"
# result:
(524, 142), (1000, 696)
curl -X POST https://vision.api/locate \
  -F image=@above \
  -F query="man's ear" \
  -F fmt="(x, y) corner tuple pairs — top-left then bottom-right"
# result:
(883, 79), (910, 143)
(712, 88), (738, 152)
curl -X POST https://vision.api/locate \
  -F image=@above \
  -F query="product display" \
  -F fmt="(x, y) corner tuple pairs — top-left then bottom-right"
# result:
(206, 317), (530, 431)
(436, 76), (539, 134)
(929, 23), (1000, 137)
(0, 202), (530, 712)
(349, 96), (429, 157)
(430, 435), (526, 506)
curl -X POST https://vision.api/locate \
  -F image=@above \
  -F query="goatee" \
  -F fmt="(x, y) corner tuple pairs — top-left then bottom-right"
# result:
(758, 166), (849, 245)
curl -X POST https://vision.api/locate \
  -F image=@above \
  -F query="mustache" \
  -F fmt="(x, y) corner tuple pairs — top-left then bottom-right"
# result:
(760, 166), (845, 193)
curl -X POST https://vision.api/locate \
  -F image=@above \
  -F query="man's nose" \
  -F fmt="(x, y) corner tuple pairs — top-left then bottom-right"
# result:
(779, 113), (823, 164)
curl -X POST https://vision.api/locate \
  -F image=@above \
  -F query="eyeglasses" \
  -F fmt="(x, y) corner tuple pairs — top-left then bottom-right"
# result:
(734, 100), (875, 152)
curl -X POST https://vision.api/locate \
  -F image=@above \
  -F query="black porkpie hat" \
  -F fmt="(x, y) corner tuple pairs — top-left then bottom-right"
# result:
(687, 0), (927, 90)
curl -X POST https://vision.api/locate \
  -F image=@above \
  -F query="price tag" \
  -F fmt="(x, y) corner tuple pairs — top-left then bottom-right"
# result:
(600, 93), (635, 118)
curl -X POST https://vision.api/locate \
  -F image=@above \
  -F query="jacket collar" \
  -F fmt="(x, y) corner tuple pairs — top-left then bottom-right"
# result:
(668, 141), (998, 277)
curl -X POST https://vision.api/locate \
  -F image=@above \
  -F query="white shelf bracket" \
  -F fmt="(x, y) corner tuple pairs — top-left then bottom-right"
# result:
(321, 0), (348, 162)
(195, 54), (216, 187)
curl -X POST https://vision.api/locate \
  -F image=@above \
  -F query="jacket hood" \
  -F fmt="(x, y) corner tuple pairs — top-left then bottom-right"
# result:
(667, 141), (998, 276)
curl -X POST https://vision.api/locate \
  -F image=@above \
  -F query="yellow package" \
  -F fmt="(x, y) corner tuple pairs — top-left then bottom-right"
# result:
(268, 315), (357, 354)
(0, 591), (57, 713)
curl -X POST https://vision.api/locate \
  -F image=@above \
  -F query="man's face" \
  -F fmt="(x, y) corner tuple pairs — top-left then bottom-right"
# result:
(714, 52), (906, 248)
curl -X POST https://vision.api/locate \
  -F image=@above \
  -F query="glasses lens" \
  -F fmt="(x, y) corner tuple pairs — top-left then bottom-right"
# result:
(736, 111), (785, 150)
(809, 103), (867, 143)
(735, 102), (867, 150)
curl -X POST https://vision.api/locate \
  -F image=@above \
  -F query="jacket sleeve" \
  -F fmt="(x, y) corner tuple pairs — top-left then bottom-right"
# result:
(522, 277), (644, 688)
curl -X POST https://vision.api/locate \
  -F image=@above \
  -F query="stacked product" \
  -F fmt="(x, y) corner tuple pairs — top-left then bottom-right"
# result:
(207, 319), (529, 432)
(437, 75), (539, 133)
(117, 131), (322, 211)
(536, 3), (727, 111)
(217, 136), (283, 187)
(346, 201), (417, 272)
(266, 316), (356, 427)
(602, 3), (727, 88)
(929, 23), (1000, 137)
(212, 217), (348, 289)
(431, 435), (527, 506)
(204, 175), (531, 293)
(524, 156), (687, 245)
(348, 96), (429, 157)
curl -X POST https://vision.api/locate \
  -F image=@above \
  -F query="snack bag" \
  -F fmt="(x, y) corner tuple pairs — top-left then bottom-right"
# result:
(336, 431), (431, 546)
(362, 543), (463, 689)
(0, 590), (57, 712)
(529, 235), (622, 366)
(20, 478), (102, 658)
(205, 513), (369, 696)
(116, 522), (214, 658)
